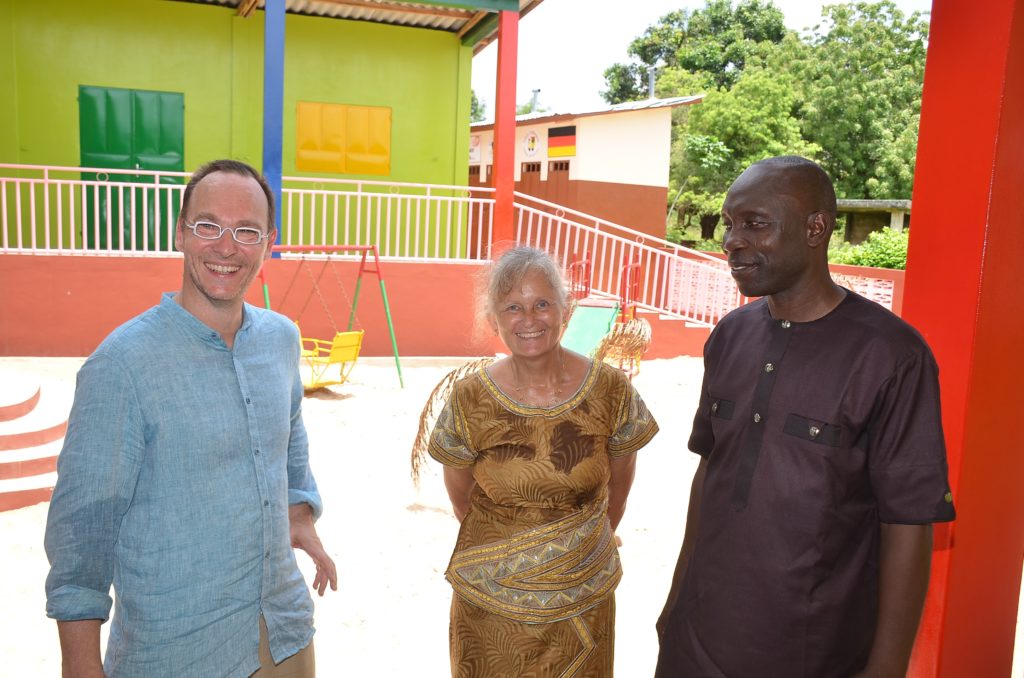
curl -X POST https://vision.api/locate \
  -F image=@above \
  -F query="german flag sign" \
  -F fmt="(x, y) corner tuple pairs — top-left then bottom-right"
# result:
(548, 126), (576, 158)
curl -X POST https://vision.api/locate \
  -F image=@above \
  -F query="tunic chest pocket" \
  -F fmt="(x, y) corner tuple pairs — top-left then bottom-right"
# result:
(783, 413), (842, 448)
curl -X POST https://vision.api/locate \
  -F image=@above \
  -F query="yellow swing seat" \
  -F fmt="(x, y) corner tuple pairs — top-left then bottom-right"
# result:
(297, 327), (365, 391)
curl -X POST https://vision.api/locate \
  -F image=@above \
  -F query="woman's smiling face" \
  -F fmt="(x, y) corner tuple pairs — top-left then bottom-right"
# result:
(492, 268), (567, 359)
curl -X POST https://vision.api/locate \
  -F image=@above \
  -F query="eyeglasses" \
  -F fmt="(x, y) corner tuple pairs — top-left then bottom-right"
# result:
(185, 221), (270, 245)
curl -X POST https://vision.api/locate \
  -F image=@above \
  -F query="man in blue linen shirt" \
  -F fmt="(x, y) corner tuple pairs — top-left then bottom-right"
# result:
(44, 159), (337, 677)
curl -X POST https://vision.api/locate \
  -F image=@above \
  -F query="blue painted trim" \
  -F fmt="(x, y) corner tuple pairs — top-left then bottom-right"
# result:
(263, 0), (285, 254)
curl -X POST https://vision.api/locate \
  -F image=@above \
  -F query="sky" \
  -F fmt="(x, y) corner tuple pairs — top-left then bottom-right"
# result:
(470, 0), (934, 117)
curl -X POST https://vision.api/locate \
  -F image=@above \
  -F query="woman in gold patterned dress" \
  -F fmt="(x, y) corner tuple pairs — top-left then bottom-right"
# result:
(424, 246), (659, 677)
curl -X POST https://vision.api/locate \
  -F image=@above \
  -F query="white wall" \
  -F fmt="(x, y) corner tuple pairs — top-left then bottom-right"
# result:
(469, 106), (674, 187)
(575, 109), (671, 187)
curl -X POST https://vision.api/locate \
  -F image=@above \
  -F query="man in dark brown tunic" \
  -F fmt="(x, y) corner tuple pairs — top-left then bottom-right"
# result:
(655, 156), (956, 677)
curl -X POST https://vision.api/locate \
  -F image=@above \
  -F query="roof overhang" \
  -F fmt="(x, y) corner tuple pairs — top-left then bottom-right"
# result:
(176, 0), (543, 52)
(837, 199), (912, 212)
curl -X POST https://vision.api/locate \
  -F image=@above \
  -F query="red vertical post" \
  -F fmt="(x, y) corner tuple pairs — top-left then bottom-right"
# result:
(491, 10), (519, 250)
(904, 0), (1024, 675)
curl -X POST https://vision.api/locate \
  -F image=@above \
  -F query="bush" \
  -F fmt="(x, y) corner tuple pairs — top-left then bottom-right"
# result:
(828, 228), (908, 270)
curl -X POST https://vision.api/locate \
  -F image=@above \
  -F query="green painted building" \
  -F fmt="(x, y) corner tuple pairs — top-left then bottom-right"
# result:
(0, 0), (483, 185)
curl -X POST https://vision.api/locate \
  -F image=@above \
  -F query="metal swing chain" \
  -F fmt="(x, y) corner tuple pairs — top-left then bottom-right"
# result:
(327, 254), (361, 331)
(302, 258), (340, 334)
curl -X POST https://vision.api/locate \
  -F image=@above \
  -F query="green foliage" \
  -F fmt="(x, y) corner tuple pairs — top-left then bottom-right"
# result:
(601, 0), (787, 103)
(685, 67), (820, 180)
(600, 0), (930, 229)
(517, 100), (550, 115)
(675, 0), (787, 88)
(470, 90), (486, 122)
(601, 63), (648, 104)
(792, 1), (929, 199)
(828, 228), (908, 269)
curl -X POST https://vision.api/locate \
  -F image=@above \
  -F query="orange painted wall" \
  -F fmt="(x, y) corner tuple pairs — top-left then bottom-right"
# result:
(0, 254), (904, 360)
(0, 254), (711, 359)
(0, 254), (494, 357)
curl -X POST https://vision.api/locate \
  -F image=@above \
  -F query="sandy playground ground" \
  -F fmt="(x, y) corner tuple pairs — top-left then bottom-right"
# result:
(2, 355), (1021, 676)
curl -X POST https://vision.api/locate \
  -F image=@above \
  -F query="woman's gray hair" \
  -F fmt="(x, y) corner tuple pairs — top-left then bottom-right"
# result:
(483, 246), (570, 315)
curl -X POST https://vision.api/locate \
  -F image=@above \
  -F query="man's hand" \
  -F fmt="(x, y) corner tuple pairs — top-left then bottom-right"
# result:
(289, 503), (338, 596)
(852, 523), (933, 678)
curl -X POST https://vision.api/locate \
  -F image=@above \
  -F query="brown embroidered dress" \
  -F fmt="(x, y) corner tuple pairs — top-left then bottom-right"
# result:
(429, 360), (658, 677)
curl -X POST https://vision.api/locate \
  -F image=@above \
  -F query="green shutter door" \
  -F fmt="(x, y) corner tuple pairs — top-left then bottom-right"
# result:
(79, 85), (184, 250)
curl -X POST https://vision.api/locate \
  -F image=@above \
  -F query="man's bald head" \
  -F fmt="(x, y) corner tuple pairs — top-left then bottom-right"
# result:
(745, 156), (837, 222)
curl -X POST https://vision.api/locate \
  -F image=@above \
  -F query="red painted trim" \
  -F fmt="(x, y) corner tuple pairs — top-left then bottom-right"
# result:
(492, 10), (518, 246)
(0, 455), (58, 480)
(0, 487), (52, 512)
(0, 387), (40, 422)
(0, 421), (67, 451)
(904, 0), (1024, 675)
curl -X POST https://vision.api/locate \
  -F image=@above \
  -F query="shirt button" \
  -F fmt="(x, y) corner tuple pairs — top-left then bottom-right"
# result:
(255, 448), (261, 456)
(711, 402), (719, 415)
(781, 320), (791, 328)
(264, 500), (269, 507)
(764, 363), (775, 373)
(753, 412), (762, 423)
(809, 425), (820, 438)
(944, 492), (953, 503)
(265, 551), (270, 559)
(245, 397), (251, 404)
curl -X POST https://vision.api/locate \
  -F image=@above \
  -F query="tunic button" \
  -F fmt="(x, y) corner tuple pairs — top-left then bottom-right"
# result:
(764, 363), (775, 373)
(753, 413), (762, 423)
(781, 320), (791, 328)
(809, 425), (820, 438)
(711, 402), (719, 415)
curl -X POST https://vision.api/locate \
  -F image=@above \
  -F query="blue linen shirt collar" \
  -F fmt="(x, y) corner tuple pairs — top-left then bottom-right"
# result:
(159, 292), (256, 348)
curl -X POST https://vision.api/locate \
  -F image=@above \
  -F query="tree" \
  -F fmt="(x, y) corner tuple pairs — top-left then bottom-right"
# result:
(606, 0), (931, 242)
(470, 90), (486, 122)
(670, 62), (820, 237)
(601, 0), (788, 104)
(791, 1), (928, 198)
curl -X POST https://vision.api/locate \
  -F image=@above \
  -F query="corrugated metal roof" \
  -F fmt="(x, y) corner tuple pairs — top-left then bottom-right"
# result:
(175, 0), (542, 50)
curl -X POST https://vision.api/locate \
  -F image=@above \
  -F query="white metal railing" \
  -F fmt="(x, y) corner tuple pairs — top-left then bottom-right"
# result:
(513, 193), (743, 325)
(1, 164), (898, 323)
(0, 163), (187, 256)
(0, 165), (497, 261)
(280, 176), (494, 260)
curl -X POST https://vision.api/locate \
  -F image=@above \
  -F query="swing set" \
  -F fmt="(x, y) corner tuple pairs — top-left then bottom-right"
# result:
(259, 245), (404, 390)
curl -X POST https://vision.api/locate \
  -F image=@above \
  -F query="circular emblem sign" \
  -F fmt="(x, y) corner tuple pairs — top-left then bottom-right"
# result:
(523, 131), (539, 157)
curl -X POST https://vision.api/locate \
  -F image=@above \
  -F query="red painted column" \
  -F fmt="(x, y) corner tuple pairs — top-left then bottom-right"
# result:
(491, 10), (518, 251)
(904, 0), (1024, 675)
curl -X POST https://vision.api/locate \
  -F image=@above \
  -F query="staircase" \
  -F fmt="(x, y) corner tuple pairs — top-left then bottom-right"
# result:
(0, 369), (70, 512)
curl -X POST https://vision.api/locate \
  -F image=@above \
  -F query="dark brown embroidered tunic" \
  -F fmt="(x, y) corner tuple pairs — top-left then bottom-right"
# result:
(659, 292), (955, 678)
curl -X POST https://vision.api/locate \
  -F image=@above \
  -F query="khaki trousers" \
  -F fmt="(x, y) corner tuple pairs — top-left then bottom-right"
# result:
(250, 615), (315, 678)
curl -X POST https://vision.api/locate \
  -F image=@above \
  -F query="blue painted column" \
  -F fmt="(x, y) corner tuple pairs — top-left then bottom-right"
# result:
(263, 0), (285, 249)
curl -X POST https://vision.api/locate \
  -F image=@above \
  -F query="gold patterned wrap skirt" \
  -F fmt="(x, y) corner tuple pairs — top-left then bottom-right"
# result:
(446, 500), (620, 677)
